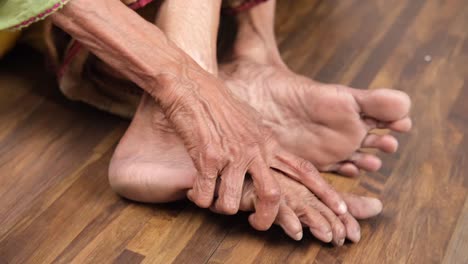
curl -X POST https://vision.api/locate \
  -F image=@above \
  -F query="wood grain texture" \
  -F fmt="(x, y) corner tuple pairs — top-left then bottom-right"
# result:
(0, 0), (467, 263)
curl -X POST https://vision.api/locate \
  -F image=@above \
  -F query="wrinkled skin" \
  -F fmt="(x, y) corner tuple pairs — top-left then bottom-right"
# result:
(52, 0), (348, 231)
(225, 0), (411, 177)
(219, 58), (412, 177)
(109, 93), (383, 244)
(240, 170), (383, 244)
(154, 33), (348, 232)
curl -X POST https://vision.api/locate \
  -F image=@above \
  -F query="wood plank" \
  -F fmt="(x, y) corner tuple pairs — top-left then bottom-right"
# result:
(442, 197), (468, 264)
(0, 0), (467, 263)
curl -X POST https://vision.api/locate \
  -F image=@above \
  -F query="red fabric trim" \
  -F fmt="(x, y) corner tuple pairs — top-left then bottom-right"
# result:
(12, 0), (69, 30)
(58, 40), (83, 79)
(128, 0), (155, 10)
(224, 0), (269, 14)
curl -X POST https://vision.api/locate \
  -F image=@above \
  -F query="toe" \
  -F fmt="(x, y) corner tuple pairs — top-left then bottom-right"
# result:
(388, 117), (412, 132)
(342, 193), (383, 219)
(351, 88), (411, 122)
(275, 203), (303, 241)
(336, 163), (360, 177)
(362, 134), (398, 153)
(350, 152), (382, 172)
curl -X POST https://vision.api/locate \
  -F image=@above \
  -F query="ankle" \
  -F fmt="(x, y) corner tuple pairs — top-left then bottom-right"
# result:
(232, 25), (283, 67)
(230, 0), (285, 67)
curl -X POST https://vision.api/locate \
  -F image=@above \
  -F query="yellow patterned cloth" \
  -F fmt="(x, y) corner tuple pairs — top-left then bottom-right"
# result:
(0, 0), (70, 31)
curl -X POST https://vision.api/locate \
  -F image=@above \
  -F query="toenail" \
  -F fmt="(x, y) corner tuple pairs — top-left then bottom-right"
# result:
(353, 232), (361, 243)
(325, 231), (333, 242)
(338, 238), (345, 246)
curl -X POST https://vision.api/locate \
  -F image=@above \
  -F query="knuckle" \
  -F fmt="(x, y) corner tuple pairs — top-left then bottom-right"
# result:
(227, 144), (243, 158)
(262, 187), (281, 202)
(203, 145), (223, 164)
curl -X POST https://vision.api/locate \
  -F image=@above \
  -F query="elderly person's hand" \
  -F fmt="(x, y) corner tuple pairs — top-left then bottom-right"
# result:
(51, 0), (347, 230)
(155, 69), (345, 228)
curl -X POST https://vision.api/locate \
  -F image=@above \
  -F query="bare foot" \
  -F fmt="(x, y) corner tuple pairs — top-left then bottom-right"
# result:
(109, 94), (383, 244)
(219, 58), (411, 177)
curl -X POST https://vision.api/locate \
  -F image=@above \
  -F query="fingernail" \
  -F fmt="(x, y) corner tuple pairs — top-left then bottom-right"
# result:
(294, 231), (303, 241)
(338, 202), (348, 214)
(353, 232), (361, 243)
(325, 231), (333, 242)
(338, 238), (345, 246)
(186, 190), (193, 201)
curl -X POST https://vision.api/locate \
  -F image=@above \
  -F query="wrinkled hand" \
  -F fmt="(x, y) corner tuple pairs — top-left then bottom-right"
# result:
(155, 61), (347, 230)
(240, 170), (383, 244)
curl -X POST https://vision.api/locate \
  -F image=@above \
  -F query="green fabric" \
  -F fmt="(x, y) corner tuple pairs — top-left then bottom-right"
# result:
(0, 0), (67, 30)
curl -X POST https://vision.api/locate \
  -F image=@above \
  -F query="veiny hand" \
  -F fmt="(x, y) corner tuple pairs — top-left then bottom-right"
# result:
(155, 60), (347, 230)
(239, 170), (383, 244)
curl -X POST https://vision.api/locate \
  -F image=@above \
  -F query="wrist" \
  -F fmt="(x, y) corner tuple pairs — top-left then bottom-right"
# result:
(150, 52), (226, 110)
(146, 51), (198, 101)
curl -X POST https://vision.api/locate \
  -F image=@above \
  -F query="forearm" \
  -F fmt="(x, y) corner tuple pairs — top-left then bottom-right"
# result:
(156, 0), (222, 75)
(50, 0), (196, 98)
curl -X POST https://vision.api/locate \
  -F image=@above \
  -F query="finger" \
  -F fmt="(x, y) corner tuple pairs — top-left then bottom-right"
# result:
(310, 201), (346, 246)
(275, 203), (303, 241)
(298, 206), (333, 243)
(338, 213), (361, 243)
(271, 150), (347, 215)
(248, 158), (281, 231)
(212, 165), (246, 215)
(342, 193), (383, 219)
(361, 134), (398, 153)
(349, 152), (382, 172)
(187, 170), (217, 208)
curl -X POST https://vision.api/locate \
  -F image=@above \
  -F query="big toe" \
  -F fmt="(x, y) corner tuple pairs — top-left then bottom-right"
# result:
(352, 88), (411, 122)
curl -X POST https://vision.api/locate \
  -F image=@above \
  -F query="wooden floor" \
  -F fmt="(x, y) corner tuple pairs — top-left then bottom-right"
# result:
(1, 0), (467, 263)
